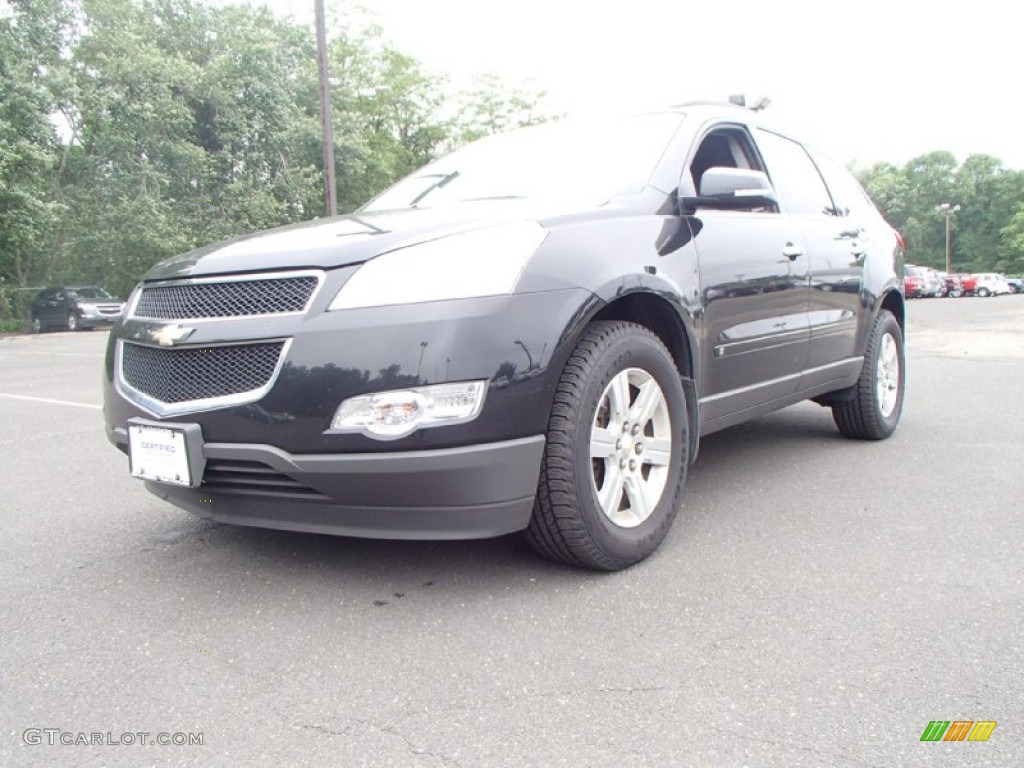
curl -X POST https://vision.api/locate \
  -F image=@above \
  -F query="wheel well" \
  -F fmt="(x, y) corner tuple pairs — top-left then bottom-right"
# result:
(880, 290), (905, 331)
(591, 293), (694, 380)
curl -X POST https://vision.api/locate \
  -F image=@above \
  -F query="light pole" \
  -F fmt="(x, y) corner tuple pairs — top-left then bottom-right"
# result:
(935, 203), (960, 274)
(315, 0), (337, 217)
(416, 341), (428, 380)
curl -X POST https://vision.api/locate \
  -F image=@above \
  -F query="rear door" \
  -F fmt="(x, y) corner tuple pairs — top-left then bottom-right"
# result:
(37, 289), (59, 325)
(807, 149), (897, 364)
(754, 131), (863, 380)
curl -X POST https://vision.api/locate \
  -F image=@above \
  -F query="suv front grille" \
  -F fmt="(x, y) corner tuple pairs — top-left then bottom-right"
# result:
(135, 275), (319, 319)
(121, 341), (285, 404)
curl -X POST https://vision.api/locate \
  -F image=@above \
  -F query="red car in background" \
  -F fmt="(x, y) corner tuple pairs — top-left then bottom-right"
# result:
(904, 272), (924, 298)
(903, 265), (943, 298)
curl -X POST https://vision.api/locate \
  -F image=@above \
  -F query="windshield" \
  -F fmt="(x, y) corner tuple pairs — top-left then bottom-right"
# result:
(362, 113), (684, 212)
(69, 287), (114, 300)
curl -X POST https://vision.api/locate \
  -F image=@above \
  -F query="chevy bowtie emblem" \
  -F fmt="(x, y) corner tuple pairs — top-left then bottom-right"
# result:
(151, 324), (196, 347)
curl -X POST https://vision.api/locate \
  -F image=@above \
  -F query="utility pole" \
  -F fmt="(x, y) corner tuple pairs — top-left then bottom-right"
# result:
(936, 202), (960, 274)
(315, 0), (337, 217)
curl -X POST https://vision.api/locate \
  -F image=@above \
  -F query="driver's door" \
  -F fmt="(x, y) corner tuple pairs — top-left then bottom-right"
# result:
(684, 125), (811, 428)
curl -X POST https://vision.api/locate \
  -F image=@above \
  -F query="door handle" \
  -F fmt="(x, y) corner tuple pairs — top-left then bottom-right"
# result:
(836, 228), (861, 239)
(781, 242), (804, 261)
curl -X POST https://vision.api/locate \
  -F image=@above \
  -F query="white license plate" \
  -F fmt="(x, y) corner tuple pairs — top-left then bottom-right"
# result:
(128, 424), (193, 486)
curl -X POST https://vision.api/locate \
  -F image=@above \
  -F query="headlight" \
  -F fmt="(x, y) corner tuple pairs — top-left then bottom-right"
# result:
(328, 221), (547, 310)
(330, 381), (487, 440)
(77, 302), (97, 314)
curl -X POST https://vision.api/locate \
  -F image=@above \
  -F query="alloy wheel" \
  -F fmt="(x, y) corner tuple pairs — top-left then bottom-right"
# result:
(876, 332), (900, 418)
(589, 368), (672, 528)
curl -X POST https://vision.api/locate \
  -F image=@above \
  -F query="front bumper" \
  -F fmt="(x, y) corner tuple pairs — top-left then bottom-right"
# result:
(109, 427), (545, 539)
(104, 285), (597, 538)
(78, 305), (124, 327)
(79, 314), (120, 328)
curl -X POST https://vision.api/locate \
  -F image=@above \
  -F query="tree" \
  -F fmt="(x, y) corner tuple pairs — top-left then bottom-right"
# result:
(326, 28), (452, 211)
(859, 152), (1024, 273)
(450, 73), (554, 147)
(999, 203), (1024, 274)
(0, 0), (69, 292)
(0, 0), (558, 312)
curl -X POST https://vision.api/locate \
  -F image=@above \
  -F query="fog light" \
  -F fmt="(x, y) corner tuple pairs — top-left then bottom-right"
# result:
(330, 381), (487, 439)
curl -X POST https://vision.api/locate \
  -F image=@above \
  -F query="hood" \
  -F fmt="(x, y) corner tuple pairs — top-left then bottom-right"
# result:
(143, 200), (583, 281)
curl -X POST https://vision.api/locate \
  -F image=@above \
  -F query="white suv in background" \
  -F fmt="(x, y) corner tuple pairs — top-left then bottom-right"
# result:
(973, 273), (1011, 297)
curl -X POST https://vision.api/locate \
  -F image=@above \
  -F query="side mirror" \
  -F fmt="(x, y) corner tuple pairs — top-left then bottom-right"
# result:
(682, 167), (778, 210)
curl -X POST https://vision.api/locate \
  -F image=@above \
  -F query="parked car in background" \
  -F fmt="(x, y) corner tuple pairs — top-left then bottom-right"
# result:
(926, 268), (948, 297)
(31, 286), (125, 331)
(940, 272), (964, 297)
(903, 271), (924, 298)
(1002, 276), (1022, 294)
(904, 265), (943, 298)
(970, 273), (1011, 297)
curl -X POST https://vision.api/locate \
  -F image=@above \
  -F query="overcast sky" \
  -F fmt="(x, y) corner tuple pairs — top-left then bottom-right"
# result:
(256, 0), (1020, 168)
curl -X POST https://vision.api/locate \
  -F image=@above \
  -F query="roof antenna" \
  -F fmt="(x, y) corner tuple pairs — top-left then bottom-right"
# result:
(750, 96), (771, 112)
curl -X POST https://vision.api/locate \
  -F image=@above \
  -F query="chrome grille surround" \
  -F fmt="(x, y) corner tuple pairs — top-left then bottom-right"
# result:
(131, 270), (324, 321)
(115, 338), (292, 418)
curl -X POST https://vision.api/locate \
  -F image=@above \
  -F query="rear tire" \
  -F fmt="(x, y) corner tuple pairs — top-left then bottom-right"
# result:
(526, 321), (688, 570)
(832, 310), (904, 440)
(31, 317), (43, 333)
(977, 287), (990, 297)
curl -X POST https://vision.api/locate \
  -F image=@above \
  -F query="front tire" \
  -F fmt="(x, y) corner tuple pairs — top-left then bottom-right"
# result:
(66, 312), (79, 331)
(526, 321), (688, 570)
(832, 310), (904, 440)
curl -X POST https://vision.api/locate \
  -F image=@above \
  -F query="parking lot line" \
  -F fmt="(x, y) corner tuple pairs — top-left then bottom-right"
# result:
(0, 350), (103, 358)
(0, 392), (102, 410)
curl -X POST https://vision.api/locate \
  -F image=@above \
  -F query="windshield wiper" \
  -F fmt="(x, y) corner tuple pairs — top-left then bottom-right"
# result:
(410, 171), (460, 207)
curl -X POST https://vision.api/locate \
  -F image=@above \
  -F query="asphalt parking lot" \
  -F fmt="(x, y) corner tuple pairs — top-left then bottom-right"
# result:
(2, 297), (1022, 768)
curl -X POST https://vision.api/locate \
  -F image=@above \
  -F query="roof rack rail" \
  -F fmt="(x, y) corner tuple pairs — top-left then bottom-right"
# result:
(729, 95), (771, 111)
(671, 96), (771, 112)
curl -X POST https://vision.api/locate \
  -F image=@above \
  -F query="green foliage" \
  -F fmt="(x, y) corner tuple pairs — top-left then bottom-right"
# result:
(449, 73), (554, 146)
(0, 282), (39, 327)
(1000, 203), (1024, 270)
(0, 0), (553, 299)
(858, 153), (1024, 273)
(0, 0), (70, 288)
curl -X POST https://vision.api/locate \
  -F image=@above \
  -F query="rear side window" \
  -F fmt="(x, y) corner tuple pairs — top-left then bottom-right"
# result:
(754, 130), (835, 217)
(810, 149), (878, 218)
